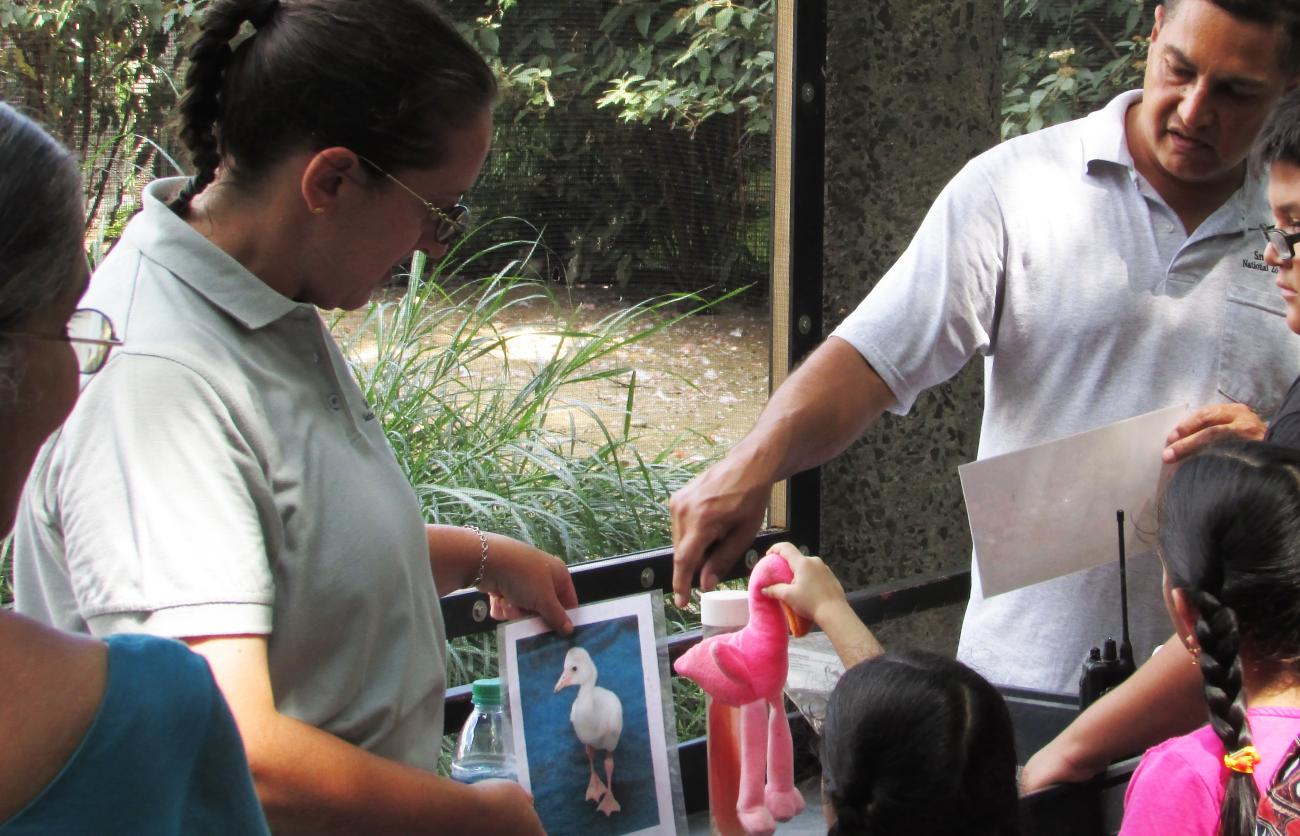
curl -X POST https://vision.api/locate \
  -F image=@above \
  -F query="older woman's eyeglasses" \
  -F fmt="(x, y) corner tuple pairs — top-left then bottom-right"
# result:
(0, 308), (122, 374)
(1260, 224), (1300, 263)
(356, 155), (471, 245)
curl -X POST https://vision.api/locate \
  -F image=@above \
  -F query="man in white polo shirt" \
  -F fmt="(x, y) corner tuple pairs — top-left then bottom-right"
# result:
(670, 0), (1300, 695)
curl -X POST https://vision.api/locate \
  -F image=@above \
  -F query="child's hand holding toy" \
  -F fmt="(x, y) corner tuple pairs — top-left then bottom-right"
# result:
(761, 542), (883, 669)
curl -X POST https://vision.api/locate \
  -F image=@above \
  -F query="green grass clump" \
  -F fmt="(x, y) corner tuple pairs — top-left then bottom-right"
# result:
(333, 228), (734, 565)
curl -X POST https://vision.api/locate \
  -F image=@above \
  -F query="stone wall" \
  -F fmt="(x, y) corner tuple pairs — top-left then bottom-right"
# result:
(819, 0), (1003, 652)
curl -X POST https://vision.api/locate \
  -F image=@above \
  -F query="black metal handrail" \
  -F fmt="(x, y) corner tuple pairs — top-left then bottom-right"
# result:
(441, 558), (970, 735)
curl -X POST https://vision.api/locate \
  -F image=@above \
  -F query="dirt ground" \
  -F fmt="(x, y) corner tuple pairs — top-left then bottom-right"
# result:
(348, 282), (771, 463)
(532, 285), (769, 462)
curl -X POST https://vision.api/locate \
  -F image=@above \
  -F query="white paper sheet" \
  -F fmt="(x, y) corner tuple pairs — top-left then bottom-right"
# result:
(958, 404), (1190, 597)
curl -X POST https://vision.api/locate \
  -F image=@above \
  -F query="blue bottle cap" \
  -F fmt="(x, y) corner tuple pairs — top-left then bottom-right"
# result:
(471, 677), (504, 706)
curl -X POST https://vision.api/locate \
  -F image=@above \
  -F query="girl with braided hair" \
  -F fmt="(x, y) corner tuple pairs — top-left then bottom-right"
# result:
(1119, 440), (1300, 836)
(12, 0), (576, 832)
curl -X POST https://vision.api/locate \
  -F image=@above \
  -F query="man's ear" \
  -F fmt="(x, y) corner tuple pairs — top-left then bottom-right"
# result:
(301, 147), (359, 214)
(1150, 4), (1165, 44)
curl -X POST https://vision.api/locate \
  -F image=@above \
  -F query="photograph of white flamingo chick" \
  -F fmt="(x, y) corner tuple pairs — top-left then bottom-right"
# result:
(554, 646), (624, 816)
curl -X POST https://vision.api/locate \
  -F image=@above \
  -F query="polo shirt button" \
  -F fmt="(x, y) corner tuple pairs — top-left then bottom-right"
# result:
(328, 394), (342, 410)
(312, 353), (321, 364)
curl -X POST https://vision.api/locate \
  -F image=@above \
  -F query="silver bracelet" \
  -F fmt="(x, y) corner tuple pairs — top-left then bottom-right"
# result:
(465, 524), (489, 588)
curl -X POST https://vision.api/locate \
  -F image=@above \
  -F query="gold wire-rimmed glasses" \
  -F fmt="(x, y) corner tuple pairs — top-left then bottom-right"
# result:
(0, 308), (122, 374)
(356, 154), (471, 245)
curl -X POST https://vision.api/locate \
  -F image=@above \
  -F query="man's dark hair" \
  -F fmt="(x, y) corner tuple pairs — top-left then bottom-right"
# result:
(1165, 0), (1300, 72)
(1255, 88), (1300, 166)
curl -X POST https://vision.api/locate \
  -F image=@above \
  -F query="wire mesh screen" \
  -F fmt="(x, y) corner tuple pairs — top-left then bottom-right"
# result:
(0, 0), (1154, 568)
(1001, 0), (1148, 140)
(439, 0), (775, 303)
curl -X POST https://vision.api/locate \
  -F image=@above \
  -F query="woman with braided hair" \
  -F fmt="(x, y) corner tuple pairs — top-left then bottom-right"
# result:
(1118, 440), (1300, 836)
(11, 0), (575, 832)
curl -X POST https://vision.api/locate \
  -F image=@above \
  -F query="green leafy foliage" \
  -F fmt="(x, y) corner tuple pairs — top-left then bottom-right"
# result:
(442, 0), (773, 300)
(1, 1), (199, 233)
(1, 537), (11, 608)
(332, 223), (739, 563)
(1001, 0), (1148, 138)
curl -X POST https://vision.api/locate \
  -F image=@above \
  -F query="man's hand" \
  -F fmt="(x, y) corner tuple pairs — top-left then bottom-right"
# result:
(1163, 402), (1265, 463)
(668, 337), (897, 610)
(1019, 736), (1105, 795)
(669, 456), (770, 608)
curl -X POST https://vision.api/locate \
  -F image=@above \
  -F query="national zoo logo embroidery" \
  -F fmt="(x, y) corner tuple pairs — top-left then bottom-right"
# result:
(1244, 248), (1281, 274)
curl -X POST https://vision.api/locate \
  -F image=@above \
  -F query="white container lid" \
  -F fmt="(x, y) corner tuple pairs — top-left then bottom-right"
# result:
(700, 589), (749, 628)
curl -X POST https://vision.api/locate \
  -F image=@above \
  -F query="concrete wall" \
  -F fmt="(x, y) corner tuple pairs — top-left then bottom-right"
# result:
(818, 0), (1003, 653)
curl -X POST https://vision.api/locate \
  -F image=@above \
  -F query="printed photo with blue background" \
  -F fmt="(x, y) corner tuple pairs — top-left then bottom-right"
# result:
(517, 614), (657, 836)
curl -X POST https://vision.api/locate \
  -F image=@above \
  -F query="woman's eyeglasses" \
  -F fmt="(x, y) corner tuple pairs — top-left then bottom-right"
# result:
(1260, 224), (1300, 263)
(356, 155), (471, 245)
(0, 308), (122, 374)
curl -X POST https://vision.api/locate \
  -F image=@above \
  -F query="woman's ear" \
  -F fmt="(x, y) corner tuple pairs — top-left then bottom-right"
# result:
(1168, 586), (1201, 650)
(300, 147), (359, 215)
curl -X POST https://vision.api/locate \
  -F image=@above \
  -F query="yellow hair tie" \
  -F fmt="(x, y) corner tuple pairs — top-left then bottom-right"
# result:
(1224, 745), (1261, 774)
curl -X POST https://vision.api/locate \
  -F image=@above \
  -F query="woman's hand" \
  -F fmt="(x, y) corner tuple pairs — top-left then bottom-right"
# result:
(429, 525), (577, 635)
(468, 779), (546, 835)
(478, 536), (578, 635)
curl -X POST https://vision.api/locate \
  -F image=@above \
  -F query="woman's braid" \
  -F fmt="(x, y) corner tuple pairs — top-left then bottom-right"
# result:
(169, 0), (277, 215)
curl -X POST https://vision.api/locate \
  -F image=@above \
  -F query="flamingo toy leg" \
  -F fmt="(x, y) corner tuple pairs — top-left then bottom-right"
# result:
(597, 753), (621, 816)
(763, 696), (805, 821)
(736, 699), (777, 836)
(584, 744), (608, 802)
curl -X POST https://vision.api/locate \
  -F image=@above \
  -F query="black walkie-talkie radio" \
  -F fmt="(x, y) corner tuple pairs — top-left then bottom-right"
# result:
(1079, 510), (1137, 710)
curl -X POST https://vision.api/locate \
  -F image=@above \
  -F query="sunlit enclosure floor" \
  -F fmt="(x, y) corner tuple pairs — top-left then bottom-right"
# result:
(334, 282), (768, 465)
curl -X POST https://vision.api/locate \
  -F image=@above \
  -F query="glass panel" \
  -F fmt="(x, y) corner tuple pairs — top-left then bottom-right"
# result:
(393, 0), (782, 562)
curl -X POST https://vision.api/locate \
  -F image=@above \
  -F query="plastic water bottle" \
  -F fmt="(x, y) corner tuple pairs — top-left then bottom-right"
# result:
(701, 590), (749, 836)
(451, 677), (518, 784)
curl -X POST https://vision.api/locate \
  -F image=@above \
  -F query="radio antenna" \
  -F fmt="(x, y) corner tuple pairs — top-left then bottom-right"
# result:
(1116, 509), (1132, 664)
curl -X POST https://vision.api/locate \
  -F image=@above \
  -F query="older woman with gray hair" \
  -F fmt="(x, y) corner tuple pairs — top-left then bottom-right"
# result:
(0, 101), (268, 834)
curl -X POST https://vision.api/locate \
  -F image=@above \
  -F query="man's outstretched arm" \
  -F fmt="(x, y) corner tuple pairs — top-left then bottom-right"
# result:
(669, 336), (896, 607)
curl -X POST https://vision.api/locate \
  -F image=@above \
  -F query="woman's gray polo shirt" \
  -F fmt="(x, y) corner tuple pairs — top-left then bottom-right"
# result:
(15, 178), (448, 770)
(831, 91), (1300, 694)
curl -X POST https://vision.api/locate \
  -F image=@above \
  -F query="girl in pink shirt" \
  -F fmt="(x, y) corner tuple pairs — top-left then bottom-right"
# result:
(1120, 441), (1300, 836)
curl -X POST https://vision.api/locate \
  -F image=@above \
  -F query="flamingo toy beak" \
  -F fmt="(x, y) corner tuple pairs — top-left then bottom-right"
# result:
(554, 673), (571, 692)
(781, 602), (812, 638)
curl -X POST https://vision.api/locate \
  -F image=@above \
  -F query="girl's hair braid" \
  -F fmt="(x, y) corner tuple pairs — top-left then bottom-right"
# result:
(1189, 588), (1257, 836)
(1158, 440), (1300, 836)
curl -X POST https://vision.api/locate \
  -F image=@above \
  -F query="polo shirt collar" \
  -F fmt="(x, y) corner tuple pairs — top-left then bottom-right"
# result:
(121, 177), (303, 330)
(1080, 89), (1142, 171)
(1080, 89), (1267, 234)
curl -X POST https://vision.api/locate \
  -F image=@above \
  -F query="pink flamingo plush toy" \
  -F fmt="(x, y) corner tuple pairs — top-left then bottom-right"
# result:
(673, 552), (808, 835)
